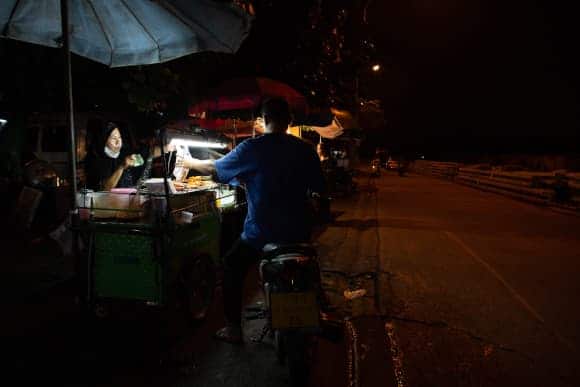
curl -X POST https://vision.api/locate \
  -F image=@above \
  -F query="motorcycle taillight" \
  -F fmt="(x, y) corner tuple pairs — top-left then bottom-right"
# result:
(294, 255), (311, 264)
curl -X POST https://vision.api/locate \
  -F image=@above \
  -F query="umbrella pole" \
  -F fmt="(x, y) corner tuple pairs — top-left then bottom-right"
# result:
(252, 113), (255, 138)
(61, 0), (78, 209)
(233, 118), (237, 147)
(61, 0), (83, 301)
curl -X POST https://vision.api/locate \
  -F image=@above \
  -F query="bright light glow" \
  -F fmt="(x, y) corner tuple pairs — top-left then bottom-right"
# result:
(217, 194), (235, 208)
(372, 64), (380, 72)
(0, 119), (7, 126)
(169, 139), (227, 149)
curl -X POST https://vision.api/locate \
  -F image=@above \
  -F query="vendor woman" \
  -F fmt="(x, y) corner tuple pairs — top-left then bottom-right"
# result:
(85, 122), (170, 191)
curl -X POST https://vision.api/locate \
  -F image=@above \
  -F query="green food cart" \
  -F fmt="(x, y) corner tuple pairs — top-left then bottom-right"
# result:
(77, 184), (237, 321)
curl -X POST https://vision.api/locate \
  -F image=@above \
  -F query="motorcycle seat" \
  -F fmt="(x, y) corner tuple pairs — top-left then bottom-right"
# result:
(262, 243), (316, 260)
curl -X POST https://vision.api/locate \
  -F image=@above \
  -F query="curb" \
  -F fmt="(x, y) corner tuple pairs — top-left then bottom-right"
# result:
(454, 179), (580, 217)
(413, 172), (580, 217)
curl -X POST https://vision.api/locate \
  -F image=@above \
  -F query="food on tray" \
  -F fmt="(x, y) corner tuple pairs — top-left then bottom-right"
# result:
(173, 181), (186, 191)
(184, 175), (214, 190)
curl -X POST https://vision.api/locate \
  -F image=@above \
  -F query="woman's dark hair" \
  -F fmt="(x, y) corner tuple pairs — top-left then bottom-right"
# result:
(105, 121), (119, 136)
(90, 121), (121, 156)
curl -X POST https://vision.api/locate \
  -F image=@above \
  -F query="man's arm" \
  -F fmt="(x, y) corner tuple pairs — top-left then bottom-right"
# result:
(178, 157), (216, 176)
(176, 140), (255, 184)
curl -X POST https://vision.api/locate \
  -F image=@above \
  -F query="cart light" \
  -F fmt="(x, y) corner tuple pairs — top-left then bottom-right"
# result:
(169, 138), (227, 149)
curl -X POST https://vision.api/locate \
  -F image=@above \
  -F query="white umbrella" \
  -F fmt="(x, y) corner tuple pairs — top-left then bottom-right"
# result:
(0, 0), (252, 206)
(1, 0), (251, 67)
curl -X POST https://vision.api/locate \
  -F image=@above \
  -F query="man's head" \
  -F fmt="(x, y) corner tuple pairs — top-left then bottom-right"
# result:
(261, 97), (292, 133)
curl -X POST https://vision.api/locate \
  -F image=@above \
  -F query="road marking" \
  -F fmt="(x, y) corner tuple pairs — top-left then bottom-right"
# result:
(345, 320), (359, 387)
(445, 231), (577, 353)
(385, 321), (407, 387)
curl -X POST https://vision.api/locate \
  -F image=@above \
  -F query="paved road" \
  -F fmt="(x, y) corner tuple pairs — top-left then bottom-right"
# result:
(339, 171), (580, 387)
(4, 171), (580, 386)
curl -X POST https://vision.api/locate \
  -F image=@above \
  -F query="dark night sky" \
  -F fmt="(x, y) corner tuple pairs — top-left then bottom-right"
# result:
(0, 0), (578, 155)
(364, 0), (579, 151)
(231, 0), (579, 153)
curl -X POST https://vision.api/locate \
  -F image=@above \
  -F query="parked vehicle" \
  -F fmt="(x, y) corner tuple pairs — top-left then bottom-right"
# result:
(259, 242), (322, 386)
(386, 156), (400, 171)
(397, 157), (410, 176)
(371, 158), (382, 177)
(241, 193), (339, 385)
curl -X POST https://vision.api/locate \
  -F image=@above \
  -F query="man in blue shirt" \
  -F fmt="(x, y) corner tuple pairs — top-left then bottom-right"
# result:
(177, 98), (325, 343)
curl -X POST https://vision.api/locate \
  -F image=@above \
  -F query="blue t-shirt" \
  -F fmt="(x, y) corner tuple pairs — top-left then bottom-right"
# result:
(215, 133), (325, 249)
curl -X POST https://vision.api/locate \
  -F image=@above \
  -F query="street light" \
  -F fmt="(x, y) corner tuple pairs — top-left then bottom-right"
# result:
(355, 63), (381, 120)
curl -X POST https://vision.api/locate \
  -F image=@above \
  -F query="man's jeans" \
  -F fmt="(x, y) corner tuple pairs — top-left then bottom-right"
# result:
(222, 238), (260, 326)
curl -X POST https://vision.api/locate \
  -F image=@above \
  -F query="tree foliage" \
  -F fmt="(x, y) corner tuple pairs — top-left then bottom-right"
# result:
(283, 1), (379, 109)
(122, 66), (180, 114)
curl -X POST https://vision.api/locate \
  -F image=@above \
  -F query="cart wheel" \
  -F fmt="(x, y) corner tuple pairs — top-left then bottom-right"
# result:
(180, 254), (216, 322)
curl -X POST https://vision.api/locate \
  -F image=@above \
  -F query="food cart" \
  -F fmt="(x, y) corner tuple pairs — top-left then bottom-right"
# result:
(76, 132), (239, 322)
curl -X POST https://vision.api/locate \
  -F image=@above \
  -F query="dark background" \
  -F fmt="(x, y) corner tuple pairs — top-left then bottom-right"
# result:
(1, 0), (578, 158)
(368, 0), (579, 156)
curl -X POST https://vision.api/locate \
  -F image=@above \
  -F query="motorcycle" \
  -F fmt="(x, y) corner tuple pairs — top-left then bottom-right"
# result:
(258, 242), (322, 386)
(370, 158), (382, 177)
(397, 159), (409, 177)
(244, 194), (334, 386)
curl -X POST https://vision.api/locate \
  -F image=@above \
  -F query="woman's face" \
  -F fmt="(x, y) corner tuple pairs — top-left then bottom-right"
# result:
(106, 128), (123, 153)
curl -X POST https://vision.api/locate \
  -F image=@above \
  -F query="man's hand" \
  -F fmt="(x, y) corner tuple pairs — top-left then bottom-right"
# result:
(175, 155), (216, 176)
(175, 154), (194, 169)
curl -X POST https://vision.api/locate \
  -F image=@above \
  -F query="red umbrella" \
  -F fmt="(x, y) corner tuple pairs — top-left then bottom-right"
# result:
(189, 77), (308, 118)
(194, 117), (260, 138)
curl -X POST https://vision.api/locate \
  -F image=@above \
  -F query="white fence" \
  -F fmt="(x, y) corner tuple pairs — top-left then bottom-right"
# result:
(412, 160), (580, 213)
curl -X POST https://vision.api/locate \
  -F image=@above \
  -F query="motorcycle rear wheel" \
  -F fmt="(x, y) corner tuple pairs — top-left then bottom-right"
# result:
(274, 330), (286, 365)
(284, 331), (312, 387)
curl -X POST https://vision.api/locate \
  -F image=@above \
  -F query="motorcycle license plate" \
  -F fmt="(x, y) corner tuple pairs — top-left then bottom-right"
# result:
(270, 292), (319, 329)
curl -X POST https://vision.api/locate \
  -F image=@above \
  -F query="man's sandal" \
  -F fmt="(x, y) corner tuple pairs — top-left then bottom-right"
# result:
(214, 326), (243, 344)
